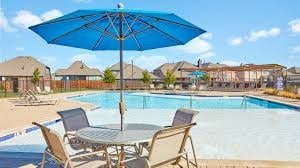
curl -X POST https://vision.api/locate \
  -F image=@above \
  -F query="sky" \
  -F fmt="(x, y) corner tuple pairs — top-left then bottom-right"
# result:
(0, 0), (300, 72)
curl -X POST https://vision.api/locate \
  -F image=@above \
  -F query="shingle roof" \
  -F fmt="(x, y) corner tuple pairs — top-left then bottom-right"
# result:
(0, 56), (50, 77)
(109, 62), (160, 80)
(54, 61), (102, 76)
(288, 67), (300, 74)
(153, 61), (198, 78)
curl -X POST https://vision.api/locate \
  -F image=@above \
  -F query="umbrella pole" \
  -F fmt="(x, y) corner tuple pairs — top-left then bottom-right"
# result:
(119, 13), (124, 132)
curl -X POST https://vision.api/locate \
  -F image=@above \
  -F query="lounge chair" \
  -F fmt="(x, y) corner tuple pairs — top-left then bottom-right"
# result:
(57, 108), (102, 151)
(27, 90), (57, 105)
(149, 84), (155, 90)
(36, 86), (48, 95)
(32, 122), (111, 168)
(125, 123), (196, 168)
(45, 86), (54, 93)
(140, 108), (199, 167)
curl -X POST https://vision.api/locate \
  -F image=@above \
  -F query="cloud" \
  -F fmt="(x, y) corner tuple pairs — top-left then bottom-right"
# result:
(201, 32), (213, 40)
(12, 10), (42, 28)
(247, 27), (280, 42)
(128, 55), (168, 71)
(0, 8), (17, 32)
(220, 60), (241, 66)
(41, 9), (63, 21)
(288, 19), (300, 34)
(229, 37), (243, 46)
(199, 51), (215, 59)
(71, 53), (98, 64)
(290, 45), (300, 54)
(39, 56), (57, 68)
(12, 9), (62, 28)
(15, 47), (24, 51)
(179, 37), (212, 54)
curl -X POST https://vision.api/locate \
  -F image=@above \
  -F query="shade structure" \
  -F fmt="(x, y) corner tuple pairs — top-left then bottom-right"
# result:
(29, 5), (206, 131)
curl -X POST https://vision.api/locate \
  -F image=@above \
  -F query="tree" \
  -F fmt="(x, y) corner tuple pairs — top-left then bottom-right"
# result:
(142, 70), (152, 84)
(103, 68), (116, 83)
(202, 74), (210, 82)
(32, 68), (40, 86)
(164, 69), (176, 85)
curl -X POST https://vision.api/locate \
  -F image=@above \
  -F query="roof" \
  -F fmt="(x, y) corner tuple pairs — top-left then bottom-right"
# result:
(288, 67), (300, 74)
(154, 61), (198, 78)
(180, 64), (286, 72)
(54, 61), (102, 76)
(109, 62), (160, 80)
(201, 62), (228, 69)
(0, 56), (50, 77)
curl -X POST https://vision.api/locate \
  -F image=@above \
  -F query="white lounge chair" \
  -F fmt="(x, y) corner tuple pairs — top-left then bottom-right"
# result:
(45, 86), (54, 93)
(14, 90), (57, 106)
(36, 86), (49, 95)
(32, 122), (111, 168)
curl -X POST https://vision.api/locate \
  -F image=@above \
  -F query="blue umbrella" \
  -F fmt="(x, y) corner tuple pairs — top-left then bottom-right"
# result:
(189, 70), (206, 78)
(29, 3), (206, 130)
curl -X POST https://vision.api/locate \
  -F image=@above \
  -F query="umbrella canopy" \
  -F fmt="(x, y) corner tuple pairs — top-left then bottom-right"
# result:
(189, 70), (206, 77)
(29, 4), (206, 131)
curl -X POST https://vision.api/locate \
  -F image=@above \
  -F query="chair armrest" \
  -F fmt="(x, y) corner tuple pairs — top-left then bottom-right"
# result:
(163, 125), (172, 128)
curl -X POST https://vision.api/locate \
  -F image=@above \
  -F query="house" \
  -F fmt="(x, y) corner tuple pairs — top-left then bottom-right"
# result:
(109, 62), (160, 81)
(54, 61), (102, 80)
(0, 56), (51, 92)
(153, 61), (197, 83)
(287, 67), (300, 86)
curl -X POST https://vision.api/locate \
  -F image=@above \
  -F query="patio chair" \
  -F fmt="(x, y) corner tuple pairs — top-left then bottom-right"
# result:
(140, 108), (199, 167)
(149, 84), (155, 90)
(124, 123), (196, 168)
(32, 122), (111, 168)
(57, 108), (100, 151)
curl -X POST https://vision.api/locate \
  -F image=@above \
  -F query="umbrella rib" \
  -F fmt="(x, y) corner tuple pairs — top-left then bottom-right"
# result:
(122, 14), (141, 49)
(142, 15), (201, 30)
(123, 14), (140, 36)
(92, 14), (119, 50)
(123, 19), (160, 39)
(30, 12), (102, 27)
(127, 13), (184, 45)
(106, 12), (120, 38)
(48, 14), (109, 44)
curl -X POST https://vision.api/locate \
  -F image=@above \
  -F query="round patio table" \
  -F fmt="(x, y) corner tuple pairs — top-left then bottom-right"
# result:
(75, 123), (162, 145)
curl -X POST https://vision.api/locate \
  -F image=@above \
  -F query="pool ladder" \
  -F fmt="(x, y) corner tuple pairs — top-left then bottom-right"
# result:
(241, 96), (247, 109)
(142, 96), (147, 109)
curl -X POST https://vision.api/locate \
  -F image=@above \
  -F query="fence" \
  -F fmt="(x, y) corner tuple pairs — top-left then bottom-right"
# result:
(0, 79), (152, 97)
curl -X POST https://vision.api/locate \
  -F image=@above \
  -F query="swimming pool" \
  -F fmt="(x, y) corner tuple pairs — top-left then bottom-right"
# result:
(69, 92), (299, 110)
(1, 92), (300, 161)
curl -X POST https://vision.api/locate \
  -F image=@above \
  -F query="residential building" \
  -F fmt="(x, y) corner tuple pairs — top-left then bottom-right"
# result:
(54, 61), (102, 80)
(0, 56), (51, 92)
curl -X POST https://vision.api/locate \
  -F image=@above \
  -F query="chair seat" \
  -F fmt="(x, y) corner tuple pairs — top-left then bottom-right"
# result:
(68, 137), (106, 151)
(70, 154), (108, 168)
(124, 157), (148, 168)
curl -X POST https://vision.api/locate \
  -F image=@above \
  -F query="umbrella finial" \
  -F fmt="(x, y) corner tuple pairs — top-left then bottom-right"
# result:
(117, 3), (124, 9)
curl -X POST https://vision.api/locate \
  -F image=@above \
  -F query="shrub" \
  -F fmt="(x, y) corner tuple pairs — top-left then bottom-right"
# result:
(142, 70), (152, 84)
(277, 91), (297, 99)
(264, 88), (278, 95)
(164, 69), (176, 85)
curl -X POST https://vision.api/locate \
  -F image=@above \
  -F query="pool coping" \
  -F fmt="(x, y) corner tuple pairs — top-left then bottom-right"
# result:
(1, 91), (299, 143)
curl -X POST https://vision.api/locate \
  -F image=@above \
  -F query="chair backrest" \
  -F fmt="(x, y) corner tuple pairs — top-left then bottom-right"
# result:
(172, 108), (199, 126)
(148, 123), (196, 167)
(36, 86), (42, 93)
(28, 90), (38, 100)
(45, 86), (51, 92)
(57, 108), (90, 132)
(32, 122), (69, 163)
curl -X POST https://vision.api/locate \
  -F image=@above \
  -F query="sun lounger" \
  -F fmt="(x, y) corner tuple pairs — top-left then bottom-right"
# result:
(125, 123), (196, 168)
(45, 86), (54, 93)
(14, 90), (57, 106)
(32, 122), (111, 168)
(149, 84), (155, 90)
(36, 86), (48, 95)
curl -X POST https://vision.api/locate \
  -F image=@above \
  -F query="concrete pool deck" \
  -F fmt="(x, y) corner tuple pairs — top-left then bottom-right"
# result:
(1, 90), (300, 137)
(1, 152), (300, 168)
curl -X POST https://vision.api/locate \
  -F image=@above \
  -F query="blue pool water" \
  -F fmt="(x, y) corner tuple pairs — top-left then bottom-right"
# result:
(70, 92), (298, 110)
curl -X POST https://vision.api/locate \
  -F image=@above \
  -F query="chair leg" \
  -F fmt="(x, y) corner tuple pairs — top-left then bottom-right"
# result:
(104, 146), (112, 168)
(41, 151), (47, 168)
(188, 135), (198, 168)
(185, 153), (190, 168)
